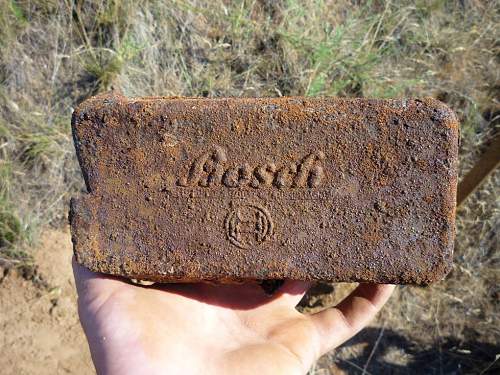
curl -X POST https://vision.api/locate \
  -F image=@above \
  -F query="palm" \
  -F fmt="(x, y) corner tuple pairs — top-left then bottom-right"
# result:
(73, 261), (394, 375)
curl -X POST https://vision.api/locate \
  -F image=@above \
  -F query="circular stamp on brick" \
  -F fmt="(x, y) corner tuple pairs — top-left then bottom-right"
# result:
(225, 205), (273, 249)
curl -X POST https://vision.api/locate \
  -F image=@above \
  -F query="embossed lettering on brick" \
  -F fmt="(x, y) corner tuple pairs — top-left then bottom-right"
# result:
(70, 93), (459, 284)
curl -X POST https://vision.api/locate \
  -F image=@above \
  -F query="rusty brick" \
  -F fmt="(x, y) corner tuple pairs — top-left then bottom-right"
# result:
(69, 93), (458, 284)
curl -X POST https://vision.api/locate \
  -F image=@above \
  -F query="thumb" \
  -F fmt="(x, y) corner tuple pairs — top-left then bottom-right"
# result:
(72, 257), (129, 307)
(309, 283), (395, 356)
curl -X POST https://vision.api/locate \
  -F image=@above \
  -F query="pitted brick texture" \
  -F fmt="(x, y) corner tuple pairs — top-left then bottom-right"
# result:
(70, 93), (458, 284)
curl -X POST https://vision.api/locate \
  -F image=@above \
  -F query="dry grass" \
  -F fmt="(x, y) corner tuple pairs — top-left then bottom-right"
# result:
(0, 0), (498, 373)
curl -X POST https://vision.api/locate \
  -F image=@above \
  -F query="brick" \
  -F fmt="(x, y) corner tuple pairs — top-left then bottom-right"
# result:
(69, 93), (459, 284)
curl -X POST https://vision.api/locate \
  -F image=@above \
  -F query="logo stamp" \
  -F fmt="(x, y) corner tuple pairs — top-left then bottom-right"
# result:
(225, 205), (273, 249)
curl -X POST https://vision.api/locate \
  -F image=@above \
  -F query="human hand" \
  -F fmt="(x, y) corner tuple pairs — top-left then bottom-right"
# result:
(73, 260), (394, 375)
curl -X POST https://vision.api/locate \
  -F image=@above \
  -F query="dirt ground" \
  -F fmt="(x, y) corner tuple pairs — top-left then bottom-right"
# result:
(0, 229), (94, 375)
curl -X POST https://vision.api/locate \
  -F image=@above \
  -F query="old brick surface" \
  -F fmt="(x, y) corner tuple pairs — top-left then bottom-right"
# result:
(70, 93), (458, 284)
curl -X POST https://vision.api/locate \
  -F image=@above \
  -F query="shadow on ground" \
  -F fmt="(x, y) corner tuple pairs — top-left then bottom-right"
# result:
(321, 327), (499, 374)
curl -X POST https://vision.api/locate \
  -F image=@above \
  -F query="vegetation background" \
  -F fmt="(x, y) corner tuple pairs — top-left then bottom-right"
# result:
(0, 0), (498, 374)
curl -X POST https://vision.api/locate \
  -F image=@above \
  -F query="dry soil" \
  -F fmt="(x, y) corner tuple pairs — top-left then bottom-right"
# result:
(0, 229), (94, 375)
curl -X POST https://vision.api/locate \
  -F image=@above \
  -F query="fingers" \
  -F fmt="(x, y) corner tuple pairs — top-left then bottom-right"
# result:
(309, 283), (395, 355)
(159, 281), (307, 310)
(278, 280), (312, 307)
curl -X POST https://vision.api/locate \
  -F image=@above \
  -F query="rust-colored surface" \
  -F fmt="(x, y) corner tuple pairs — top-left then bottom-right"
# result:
(69, 93), (459, 284)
